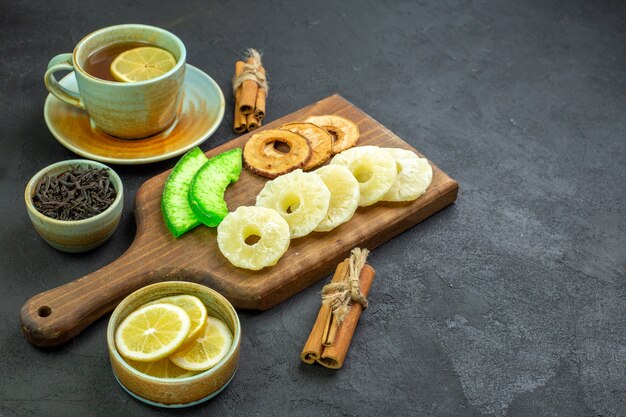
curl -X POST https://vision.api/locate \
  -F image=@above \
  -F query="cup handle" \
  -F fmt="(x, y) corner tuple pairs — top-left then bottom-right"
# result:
(44, 53), (85, 109)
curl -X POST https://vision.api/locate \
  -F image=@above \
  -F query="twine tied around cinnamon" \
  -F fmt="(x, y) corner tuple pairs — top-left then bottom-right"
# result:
(321, 248), (370, 325)
(232, 48), (268, 94)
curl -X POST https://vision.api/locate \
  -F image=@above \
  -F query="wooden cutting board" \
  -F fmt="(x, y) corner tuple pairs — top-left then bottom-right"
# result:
(20, 94), (458, 347)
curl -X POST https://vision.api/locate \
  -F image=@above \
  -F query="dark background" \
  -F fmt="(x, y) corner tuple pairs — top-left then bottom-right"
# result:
(1, 0), (625, 416)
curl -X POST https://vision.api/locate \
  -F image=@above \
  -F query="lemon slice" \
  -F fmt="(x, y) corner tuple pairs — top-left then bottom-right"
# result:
(110, 46), (176, 82)
(126, 357), (198, 379)
(147, 295), (208, 349)
(115, 303), (191, 362)
(169, 316), (233, 371)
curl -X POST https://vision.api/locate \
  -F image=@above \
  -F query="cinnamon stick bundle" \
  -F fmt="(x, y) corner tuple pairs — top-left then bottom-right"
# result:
(232, 49), (267, 133)
(319, 265), (374, 369)
(301, 252), (376, 369)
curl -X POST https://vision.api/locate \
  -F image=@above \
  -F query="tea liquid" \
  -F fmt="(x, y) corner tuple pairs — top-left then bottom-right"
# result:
(82, 41), (153, 81)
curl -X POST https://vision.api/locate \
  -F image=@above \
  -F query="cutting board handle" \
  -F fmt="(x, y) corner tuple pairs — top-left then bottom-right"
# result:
(19, 246), (184, 347)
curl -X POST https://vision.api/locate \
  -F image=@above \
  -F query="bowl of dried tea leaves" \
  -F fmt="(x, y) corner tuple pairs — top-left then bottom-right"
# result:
(24, 159), (124, 252)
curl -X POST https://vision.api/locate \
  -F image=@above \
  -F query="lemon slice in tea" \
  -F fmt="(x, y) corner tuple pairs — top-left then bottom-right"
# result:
(147, 295), (208, 349)
(110, 46), (176, 82)
(169, 316), (233, 371)
(115, 303), (190, 362)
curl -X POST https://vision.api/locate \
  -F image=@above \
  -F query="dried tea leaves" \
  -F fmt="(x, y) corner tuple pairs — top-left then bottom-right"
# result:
(33, 166), (117, 221)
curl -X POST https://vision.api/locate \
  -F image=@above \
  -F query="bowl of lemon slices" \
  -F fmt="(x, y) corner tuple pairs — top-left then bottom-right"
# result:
(106, 281), (241, 407)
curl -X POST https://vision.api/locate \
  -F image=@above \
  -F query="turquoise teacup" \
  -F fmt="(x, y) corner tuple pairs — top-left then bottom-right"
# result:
(44, 24), (186, 139)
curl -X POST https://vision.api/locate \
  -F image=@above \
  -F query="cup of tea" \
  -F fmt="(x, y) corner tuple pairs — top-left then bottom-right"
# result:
(44, 24), (186, 139)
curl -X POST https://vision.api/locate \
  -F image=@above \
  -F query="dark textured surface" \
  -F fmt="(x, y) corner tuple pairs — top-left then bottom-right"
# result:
(1, 0), (625, 416)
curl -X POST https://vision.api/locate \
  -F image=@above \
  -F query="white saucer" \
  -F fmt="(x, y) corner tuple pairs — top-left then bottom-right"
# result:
(43, 64), (225, 165)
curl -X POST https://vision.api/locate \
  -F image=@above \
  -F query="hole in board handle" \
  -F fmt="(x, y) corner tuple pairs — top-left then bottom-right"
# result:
(38, 306), (52, 318)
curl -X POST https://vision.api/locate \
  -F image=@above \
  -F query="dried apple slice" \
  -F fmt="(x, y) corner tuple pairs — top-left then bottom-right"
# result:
(243, 129), (312, 179)
(279, 122), (333, 170)
(305, 115), (360, 154)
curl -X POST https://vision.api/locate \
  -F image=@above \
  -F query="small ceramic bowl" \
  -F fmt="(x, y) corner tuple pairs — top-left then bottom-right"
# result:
(107, 281), (241, 408)
(24, 159), (123, 253)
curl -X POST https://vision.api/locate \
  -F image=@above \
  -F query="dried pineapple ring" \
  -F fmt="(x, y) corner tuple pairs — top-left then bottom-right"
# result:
(305, 115), (360, 154)
(382, 148), (433, 202)
(243, 130), (312, 179)
(280, 122), (333, 170)
(330, 146), (397, 206)
(256, 169), (331, 239)
(314, 165), (360, 232)
(217, 206), (290, 271)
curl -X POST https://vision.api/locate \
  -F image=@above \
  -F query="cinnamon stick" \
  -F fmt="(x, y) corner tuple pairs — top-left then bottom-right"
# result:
(318, 264), (375, 369)
(319, 309), (334, 350)
(254, 65), (266, 120)
(238, 57), (259, 115)
(300, 260), (349, 364)
(233, 61), (247, 133)
(246, 113), (260, 131)
(323, 315), (340, 346)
